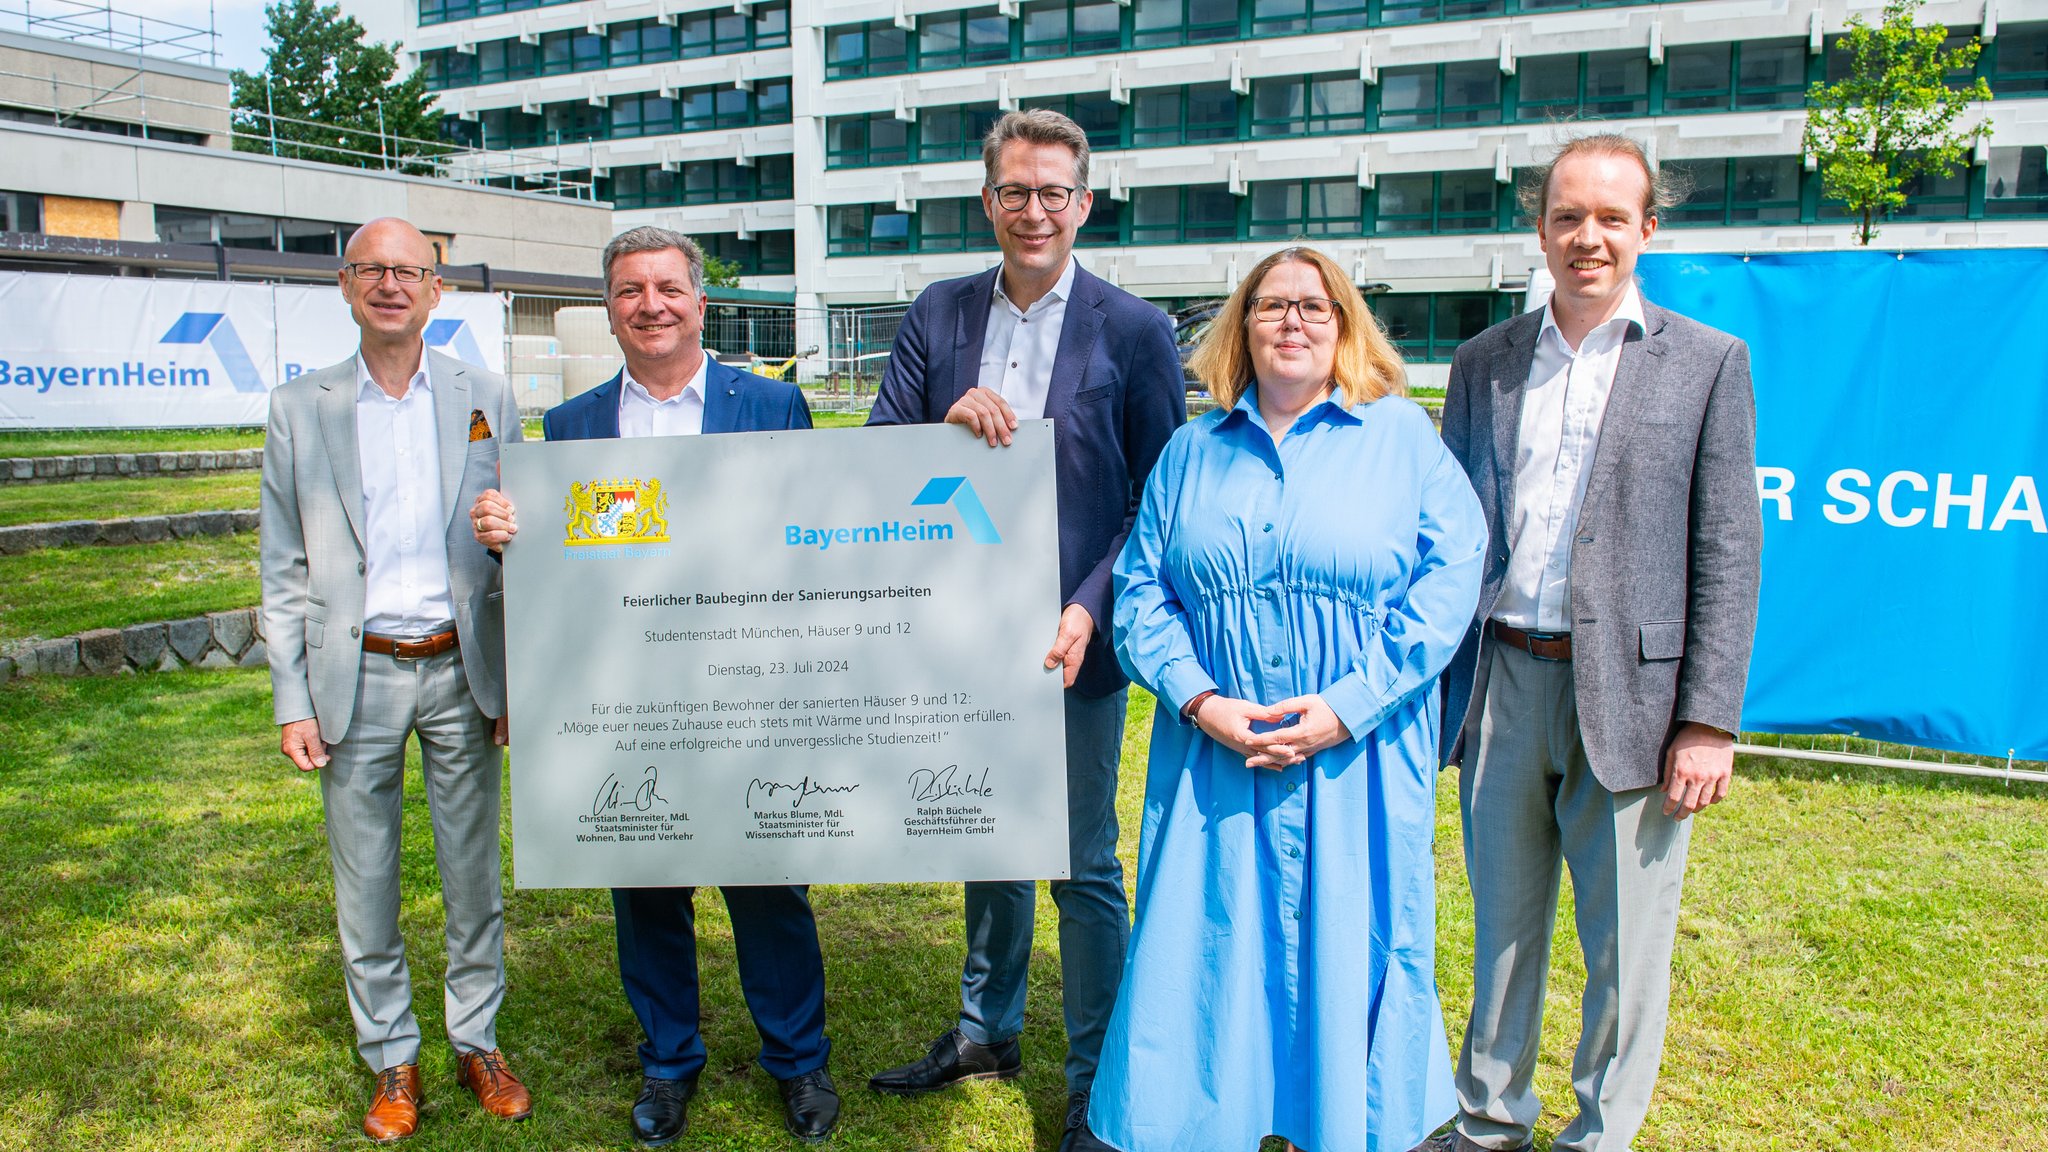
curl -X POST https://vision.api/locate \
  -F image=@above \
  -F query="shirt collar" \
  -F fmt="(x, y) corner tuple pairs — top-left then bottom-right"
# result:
(993, 256), (1077, 312)
(1214, 385), (1365, 435)
(620, 355), (708, 407)
(1540, 283), (1646, 349)
(355, 347), (429, 402)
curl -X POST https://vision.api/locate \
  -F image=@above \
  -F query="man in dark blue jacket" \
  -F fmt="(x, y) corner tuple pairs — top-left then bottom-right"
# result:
(470, 227), (833, 1147)
(862, 109), (1185, 1152)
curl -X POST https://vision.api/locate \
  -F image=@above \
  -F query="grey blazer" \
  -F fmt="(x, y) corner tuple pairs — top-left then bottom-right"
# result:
(260, 349), (523, 741)
(1439, 300), (1763, 793)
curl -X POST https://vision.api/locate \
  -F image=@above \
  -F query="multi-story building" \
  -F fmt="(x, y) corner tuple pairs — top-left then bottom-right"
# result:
(372, 0), (2047, 378)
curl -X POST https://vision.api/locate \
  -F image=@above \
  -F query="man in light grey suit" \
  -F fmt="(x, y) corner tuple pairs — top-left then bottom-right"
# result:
(261, 217), (531, 1143)
(1430, 135), (1762, 1152)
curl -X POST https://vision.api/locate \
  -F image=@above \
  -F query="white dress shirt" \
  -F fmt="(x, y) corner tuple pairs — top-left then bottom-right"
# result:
(356, 350), (456, 635)
(617, 355), (708, 439)
(1493, 286), (1647, 633)
(976, 257), (1076, 421)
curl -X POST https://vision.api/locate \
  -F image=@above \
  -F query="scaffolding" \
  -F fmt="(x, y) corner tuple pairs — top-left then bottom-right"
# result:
(0, 0), (218, 66)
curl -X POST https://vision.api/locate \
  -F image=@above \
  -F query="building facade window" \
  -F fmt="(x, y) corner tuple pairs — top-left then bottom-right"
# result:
(1131, 83), (1238, 147)
(422, 3), (789, 87)
(1985, 145), (2048, 215)
(1022, 0), (1123, 57)
(1662, 157), (1802, 225)
(828, 204), (913, 255)
(918, 104), (1003, 163)
(1129, 184), (1236, 243)
(916, 196), (1001, 251)
(1248, 177), (1366, 236)
(698, 230), (795, 276)
(1378, 60), (1502, 129)
(1, 191), (43, 234)
(1373, 292), (1505, 361)
(1251, 73), (1367, 137)
(1021, 93), (1122, 149)
(1249, 0), (1369, 37)
(1514, 50), (1649, 119)
(1374, 170), (1500, 233)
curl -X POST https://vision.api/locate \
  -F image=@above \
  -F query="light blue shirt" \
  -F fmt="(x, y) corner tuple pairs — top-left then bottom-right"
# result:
(1092, 388), (1485, 1152)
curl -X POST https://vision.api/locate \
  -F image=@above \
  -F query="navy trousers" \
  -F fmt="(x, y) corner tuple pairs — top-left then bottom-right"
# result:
(613, 884), (831, 1082)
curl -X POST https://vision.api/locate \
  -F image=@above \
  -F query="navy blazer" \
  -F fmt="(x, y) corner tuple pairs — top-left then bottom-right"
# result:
(543, 356), (812, 441)
(868, 261), (1184, 699)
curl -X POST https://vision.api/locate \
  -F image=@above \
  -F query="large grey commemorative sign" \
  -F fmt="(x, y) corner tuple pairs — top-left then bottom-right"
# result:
(500, 421), (1069, 888)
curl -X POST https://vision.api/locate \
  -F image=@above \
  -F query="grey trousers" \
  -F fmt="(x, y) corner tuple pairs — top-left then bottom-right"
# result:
(1453, 643), (1692, 1152)
(319, 646), (506, 1072)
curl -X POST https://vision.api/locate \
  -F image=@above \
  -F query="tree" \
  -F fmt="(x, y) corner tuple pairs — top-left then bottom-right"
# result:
(1804, 0), (1992, 245)
(701, 253), (743, 289)
(231, 0), (448, 172)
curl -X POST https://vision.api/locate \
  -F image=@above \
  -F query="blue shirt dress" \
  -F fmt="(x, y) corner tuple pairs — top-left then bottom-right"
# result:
(1090, 390), (1485, 1152)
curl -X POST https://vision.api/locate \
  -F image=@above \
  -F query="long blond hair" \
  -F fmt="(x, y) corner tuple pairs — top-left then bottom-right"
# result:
(1188, 246), (1405, 411)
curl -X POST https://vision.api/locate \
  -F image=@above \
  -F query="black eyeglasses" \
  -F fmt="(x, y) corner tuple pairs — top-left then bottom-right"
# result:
(1250, 296), (1340, 324)
(988, 184), (1079, 212)
(344, 263), (432, 284)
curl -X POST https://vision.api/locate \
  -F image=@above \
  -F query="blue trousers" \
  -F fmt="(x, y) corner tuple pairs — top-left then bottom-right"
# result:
(957, 688), (1130, 1095)
(613, 884), (831, 1082)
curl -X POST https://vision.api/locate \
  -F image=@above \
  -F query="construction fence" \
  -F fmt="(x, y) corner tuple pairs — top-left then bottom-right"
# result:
(501, 294), (911, 415)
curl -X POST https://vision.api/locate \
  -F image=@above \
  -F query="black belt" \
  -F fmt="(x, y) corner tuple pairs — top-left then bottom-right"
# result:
(1490, 620), (1572, 662)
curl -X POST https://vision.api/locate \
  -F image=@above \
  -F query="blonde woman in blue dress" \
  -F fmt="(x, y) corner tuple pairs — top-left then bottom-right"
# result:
(1086, 247), (1485, 1152)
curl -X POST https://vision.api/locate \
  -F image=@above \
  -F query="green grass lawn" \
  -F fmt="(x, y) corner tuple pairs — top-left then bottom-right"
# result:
(0, 671), (2043, 1150)
(0, 428), (264, 459)
(0, 472), (261, 528)
(0, 535), (259, 644)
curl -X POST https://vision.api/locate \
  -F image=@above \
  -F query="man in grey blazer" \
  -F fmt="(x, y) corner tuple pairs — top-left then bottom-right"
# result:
(261, 217), (531, 1143)
(1430, 135), (1762, 1152)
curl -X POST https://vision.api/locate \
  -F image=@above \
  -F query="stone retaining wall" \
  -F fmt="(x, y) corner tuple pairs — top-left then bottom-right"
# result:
(0, 607), (266, 681)
(0, 509), (259, 555)
(0, 448), (263, 485)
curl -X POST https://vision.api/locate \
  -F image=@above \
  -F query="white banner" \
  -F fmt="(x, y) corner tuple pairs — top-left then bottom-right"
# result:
(0, 271), (505, 429)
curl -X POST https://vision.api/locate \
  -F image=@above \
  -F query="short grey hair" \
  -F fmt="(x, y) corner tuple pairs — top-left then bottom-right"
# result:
(981, 108), (1090, 188)
(1517, 131), (1688, 224)
(601, 226), (705, 293)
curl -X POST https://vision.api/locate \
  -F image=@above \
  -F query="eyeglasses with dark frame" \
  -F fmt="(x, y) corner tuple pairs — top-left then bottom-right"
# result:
(344, 263), (433, 284)
(1249, 296), (1340, 325)
(987, 183), (1080, 212)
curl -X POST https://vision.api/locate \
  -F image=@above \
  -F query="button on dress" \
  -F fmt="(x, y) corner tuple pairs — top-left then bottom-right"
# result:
(1091, 391), (1485, 1152)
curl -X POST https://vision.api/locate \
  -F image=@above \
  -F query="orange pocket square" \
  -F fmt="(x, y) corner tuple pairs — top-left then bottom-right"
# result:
(468, 409), (493, 442)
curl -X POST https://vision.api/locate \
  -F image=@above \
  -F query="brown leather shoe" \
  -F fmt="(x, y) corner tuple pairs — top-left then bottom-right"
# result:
(457, 1048), (533, 1121)
(363, 1063), (422, 1143)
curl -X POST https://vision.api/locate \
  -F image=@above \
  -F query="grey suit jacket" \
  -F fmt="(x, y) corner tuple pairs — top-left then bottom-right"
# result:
(1439, 299), (1763, 793)
(260, 349), (523, 742)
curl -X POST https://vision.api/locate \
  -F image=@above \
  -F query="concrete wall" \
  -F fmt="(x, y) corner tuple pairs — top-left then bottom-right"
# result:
(0, 30), (231, 146)
(0, 120), (612, 272)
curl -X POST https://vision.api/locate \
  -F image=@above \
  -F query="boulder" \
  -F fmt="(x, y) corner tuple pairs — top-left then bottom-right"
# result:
(209, 609), (254, 658)
(123, 623), (167, 668)
(166, 617), (212, 664)
(77, 628), (125, 674)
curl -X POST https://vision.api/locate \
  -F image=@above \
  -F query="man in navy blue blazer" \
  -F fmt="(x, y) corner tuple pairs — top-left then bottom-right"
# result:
(862, 110), (1184, 1152)
(470, 228), (834, 1147)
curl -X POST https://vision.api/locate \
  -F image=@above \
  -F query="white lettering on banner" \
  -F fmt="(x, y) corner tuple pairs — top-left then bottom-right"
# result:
(1761, 466), (2046, 533)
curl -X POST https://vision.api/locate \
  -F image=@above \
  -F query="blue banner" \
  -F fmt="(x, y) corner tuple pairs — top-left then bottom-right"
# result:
(1637, 250), (2048, 760)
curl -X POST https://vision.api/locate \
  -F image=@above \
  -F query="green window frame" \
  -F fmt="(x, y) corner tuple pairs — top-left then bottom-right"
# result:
(1668, 38), (1808, 112)
(1373, 293), (1503, 362)
(1133, 0), (1242, 49)
(1248, 177), (1366, 237)
(1250, 0), (1368, 37)
(1985, 145), (2048, 215)
(1986, 22), (2048, 94)
(1251, 73), (1367, 137)
(828, 204), (913, 255)
(1375, 0), (1503, 29)
(753, 3), (792, 49)
(699, 230), (795, 276)
(1128, 184), (1237, 244)
(1374, 170), (1499, 233)
(607, 20), (676, 67)
(916, 197), (1001, 252)
(825, 22), (911, 79)
(1022, 0), (1123, 58)
(826, 113), (912, 168)
(1078, 196), (1122, 246)
(1661, 157), (1803, 226)
(1513, 49), (1648, 120)
(678, 8), (751, 57)
(609, 93), (676, 139)
(918, 104), (1003, 163)
(1131, 82), (1238, 148)
(1020, 93), (1122, 150)
(918, 7), (1014, 71)
(1376, 60), (1501, 130)
(538, 29), (604, 76)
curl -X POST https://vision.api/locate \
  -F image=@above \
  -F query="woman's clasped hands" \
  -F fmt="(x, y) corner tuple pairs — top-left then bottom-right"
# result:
(1191, 693), (1353, 770)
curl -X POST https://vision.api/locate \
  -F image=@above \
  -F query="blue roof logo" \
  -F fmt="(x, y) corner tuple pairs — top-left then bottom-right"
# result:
(911, 477), (1002, 544)
(158, 313), (266, 393)
(424, 318), (487, 368)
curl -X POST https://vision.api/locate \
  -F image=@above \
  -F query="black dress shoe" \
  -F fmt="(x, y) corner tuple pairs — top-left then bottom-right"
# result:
(630, 1075), (697, 1146)
(867, 1027), (1022, 1096)
(776, 1067), (841, 1144)
(1059, 1090), (1116, 1152)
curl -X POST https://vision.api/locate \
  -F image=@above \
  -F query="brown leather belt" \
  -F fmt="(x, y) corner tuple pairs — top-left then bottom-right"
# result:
(362, 629), (459, 659)
(1490, 619), (1573, 662)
